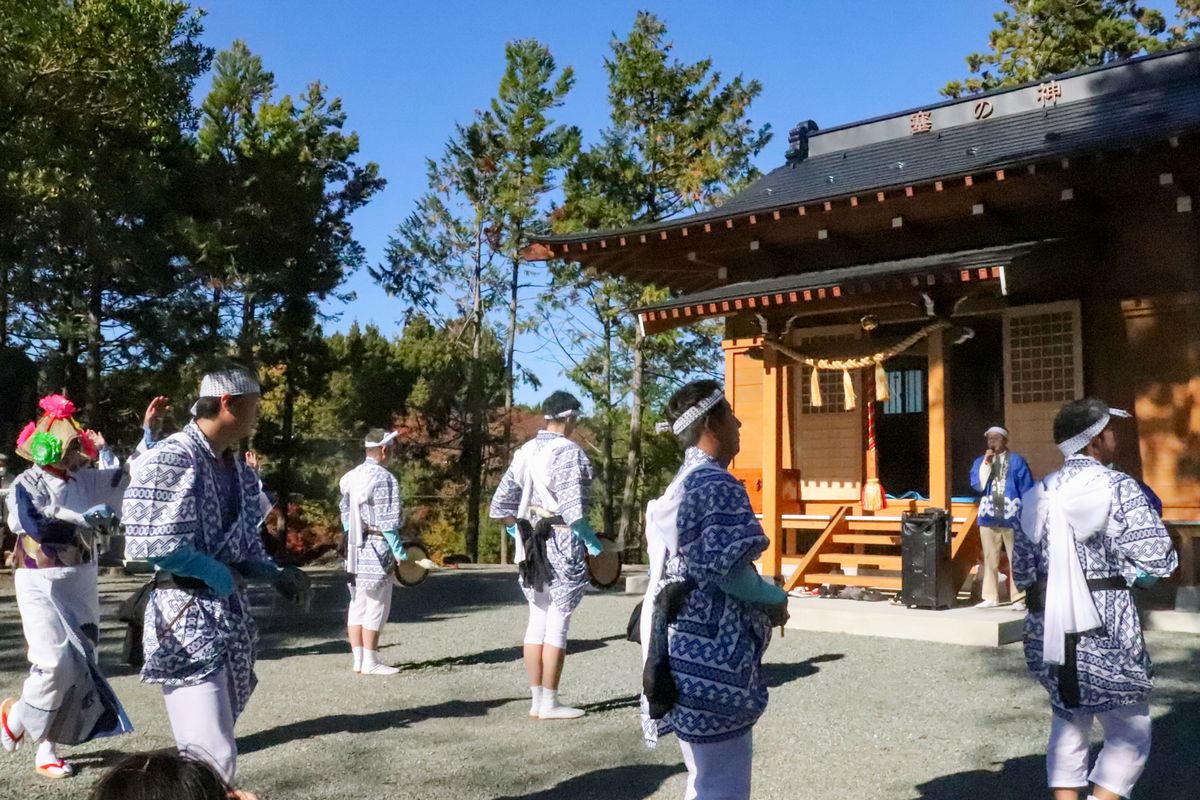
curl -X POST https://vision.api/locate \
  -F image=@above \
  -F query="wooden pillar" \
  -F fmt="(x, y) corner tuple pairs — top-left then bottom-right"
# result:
(928, 327), (952, 509)
(761, 345), (784, 579)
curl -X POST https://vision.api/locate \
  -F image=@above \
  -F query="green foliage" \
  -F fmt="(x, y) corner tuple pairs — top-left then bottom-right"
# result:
(941, 0), (1185, 97)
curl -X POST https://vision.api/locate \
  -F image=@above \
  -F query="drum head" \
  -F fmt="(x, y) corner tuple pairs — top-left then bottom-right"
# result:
(587, 541), (622, 588)
(392, 543), (431, 587)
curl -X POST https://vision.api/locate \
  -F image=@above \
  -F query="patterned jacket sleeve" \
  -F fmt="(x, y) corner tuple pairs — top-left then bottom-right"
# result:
(677, 469), (769, 584)
(969, 455), (988, 494)
(339, 479), (351, 531)
(553, 444), (593, 526)
(1111, 473), (1178, 581)
(373, 471), (404, 531)
(1010, 454), (1036, 499)
(122, 443), (200, 559)
(489, 462), (523, 520)
(1012, 481), (1044, 590)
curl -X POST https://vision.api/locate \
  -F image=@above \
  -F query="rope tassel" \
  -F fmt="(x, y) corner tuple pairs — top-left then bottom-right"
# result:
(875, 361), (890, 403)
(810, 366), (822, 407)
(842, 369), (856, 411)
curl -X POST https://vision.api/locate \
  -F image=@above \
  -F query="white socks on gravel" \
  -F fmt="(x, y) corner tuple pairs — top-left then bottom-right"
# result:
(360, 649), (398, 676)
(538, 689), (584, 720)
(352, 647), (364, 673)
(529, 686), (543, 717)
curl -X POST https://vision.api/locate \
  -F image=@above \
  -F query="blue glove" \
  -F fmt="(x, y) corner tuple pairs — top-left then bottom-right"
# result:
(82, 504), (115, 529)
(235, 560), (281, 580)
(149, 546), (235, 597)
(570, 519), (604, 557)
(383, 530), (408, 560)
(719, 564), (787, 604)
(1134, 570), (1159, 589)
(505, 524), (518, 539)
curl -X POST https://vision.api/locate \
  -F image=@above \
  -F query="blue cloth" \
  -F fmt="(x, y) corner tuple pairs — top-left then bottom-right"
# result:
(719, 563), (787, 605)
(970, 451), (1035, 528)
(570, 518), (603, 556)
(382, 529), (407, 560)
(149, 545), (236, 597)
(234, 560), (281, 580)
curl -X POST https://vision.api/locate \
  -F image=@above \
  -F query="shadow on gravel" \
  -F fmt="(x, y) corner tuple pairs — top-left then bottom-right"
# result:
(763, 652), (844, 688)
(579, 693), (640, 714)
(239, 696), (521, 754)
(257, 638), (351, 661)
(492, 763), (684, 800)
(383, 633), (623, 671)
(914, 699), (1200, 800)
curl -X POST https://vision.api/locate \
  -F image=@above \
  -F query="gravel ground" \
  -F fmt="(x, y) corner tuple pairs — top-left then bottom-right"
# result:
(0, 566), (1197, 800)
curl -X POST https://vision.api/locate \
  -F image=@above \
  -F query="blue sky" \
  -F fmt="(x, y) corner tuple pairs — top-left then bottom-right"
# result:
(194, 0), (1003, 404)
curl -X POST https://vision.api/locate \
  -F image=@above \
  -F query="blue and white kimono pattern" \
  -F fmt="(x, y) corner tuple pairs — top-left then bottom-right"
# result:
(489, 431), (593, 614)
(1014, 455), (1178, 719)
(339, 458), (404, 591)
(122, 423), (273, 718)
(970, 450), (1035, 528)
(645, 448), (773, 746)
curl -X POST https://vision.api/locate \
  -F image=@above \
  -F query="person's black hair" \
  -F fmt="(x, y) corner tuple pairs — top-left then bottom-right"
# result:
(88, 751), (230, 800)
(542, 390), (582, 418)
(667, 379), (729, 449)
(191, 396), (222, 420)
(1053, 397), (1109, 453)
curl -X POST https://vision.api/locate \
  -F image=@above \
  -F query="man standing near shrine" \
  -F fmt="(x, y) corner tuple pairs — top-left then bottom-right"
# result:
(489, 391), (603, 721)
(970, 425), (1035, 609)
(1, 395), (132, 779)
(122, 365), (309, 790)
(1015, 398), (1177, 800)
(339, 428), (406, 675)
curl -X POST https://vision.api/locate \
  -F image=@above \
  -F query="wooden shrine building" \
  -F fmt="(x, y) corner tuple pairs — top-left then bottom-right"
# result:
(527, 47), (1200, 598)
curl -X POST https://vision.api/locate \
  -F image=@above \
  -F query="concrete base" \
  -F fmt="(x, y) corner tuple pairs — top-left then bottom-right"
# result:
(785, 596), (1025, 647)
(1173, 585), (1200, 612)
(624, 574), (650, 595)
(1143, 609), (1200, 634)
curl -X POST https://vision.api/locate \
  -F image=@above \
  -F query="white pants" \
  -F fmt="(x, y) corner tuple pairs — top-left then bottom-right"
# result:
(679, 730), (753, 800)
(13, 565), (99, 742)
(523, 590), (572, 649)
(347, 580), (392, 631)
(980, 525), (1023, 603)
(162, 670), (237, 784)
(1047, 703), (1151, 798)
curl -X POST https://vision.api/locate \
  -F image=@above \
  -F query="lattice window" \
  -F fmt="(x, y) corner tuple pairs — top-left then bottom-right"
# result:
(799, 333), (856, 414)
(1008, 311), (1077, 404)
(883, 369), (926, 415)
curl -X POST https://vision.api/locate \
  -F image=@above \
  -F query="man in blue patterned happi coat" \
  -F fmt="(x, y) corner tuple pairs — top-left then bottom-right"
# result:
(970, 425), (1036, 609)
(122, 366), (309, 793)
(639, 379), (789, 800)
(489, 391), (604, 721)
(1014, 398), (1176, 800)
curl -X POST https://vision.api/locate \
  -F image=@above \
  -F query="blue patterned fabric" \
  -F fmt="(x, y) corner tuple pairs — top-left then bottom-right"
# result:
(339, 459), (404, 591)
(122, 423), (273, 718)
(489, 431), (593, 613)
(647, 448), (773, 745)
(970, 451), (1035, 528)
(1014, 455), (1178, 719)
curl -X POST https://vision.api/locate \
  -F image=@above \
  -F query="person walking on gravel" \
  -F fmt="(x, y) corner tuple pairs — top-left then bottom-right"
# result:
(339, 428), (407, 676)
(121, 365), (310, 792)
(1015, 398), (1177, 800)
(639, 379), (789, 800)
(490, 391), (603, 721)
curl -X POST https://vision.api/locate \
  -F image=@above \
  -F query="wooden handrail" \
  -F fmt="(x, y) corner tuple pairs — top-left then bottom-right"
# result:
(783, 505), (850, 592)
(949, 506), (981, 590)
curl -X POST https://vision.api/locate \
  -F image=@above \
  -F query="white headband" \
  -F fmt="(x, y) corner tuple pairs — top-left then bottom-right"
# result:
(199, 369), (260, 398)
(1056, 408), (1130, 456)
(543, 409), (579, 420)
(984, 426), (1008, 438)
(671, 389), (725, 436)
(365, 431), (399, 448)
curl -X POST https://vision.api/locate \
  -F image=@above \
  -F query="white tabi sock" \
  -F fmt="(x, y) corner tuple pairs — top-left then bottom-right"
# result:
(352, 646), (363, 673)
(360, 649), (398, 676)
(529, 686), (543, 717)
(538, 689), (584, 720)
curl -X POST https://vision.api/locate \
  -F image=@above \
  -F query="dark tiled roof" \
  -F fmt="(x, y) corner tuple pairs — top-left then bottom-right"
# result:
(539, 47), (1200, 246)
(637, 242), (1046, 314)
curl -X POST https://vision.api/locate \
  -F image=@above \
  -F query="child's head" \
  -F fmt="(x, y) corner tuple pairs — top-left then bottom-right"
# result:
(89, 751), (231, 800)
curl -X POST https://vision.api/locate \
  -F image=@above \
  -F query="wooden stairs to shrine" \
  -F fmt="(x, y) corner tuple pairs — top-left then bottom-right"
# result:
(779, 506), (981, 594)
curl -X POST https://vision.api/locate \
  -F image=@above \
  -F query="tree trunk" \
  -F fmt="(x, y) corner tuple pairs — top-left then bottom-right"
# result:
(617, 324), (645, 552)
(238, 290), (255, 364)
(279, 353), (297, 554)
(84, 267), (103, 426)
(464, 237), (485, 563)
(499, 254), (520, 564)
(211, 284), (223, 343)
(0, 262), (8, 347)
(601, 308), (616, 539)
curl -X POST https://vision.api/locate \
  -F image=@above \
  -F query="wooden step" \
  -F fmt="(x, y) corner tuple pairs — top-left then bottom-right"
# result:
(818, 553), (903, 570)
(802, 572), (903, 589)
(832, 534), (900, 546)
